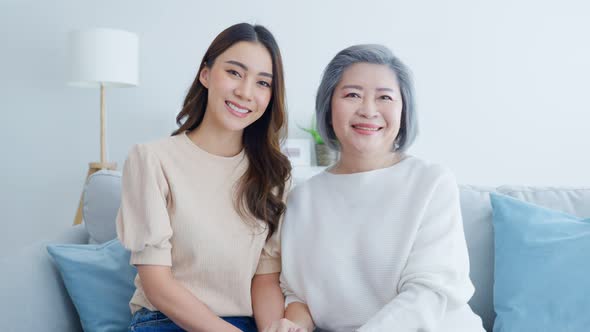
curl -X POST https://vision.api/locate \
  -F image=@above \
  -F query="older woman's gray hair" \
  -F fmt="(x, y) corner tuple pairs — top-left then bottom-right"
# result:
(316, 44), (417, 152)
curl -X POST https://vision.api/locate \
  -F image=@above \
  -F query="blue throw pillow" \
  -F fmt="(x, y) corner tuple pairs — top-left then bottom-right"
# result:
(47, 239), (137, 332)
(490, 193), (590, 332)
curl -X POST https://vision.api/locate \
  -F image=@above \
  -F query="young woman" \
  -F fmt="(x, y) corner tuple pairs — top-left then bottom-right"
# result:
(116, 23), (291, 332)
(271, 45), (484, 332)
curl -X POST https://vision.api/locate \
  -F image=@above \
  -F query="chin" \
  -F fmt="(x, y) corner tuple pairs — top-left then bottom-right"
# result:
(355, 142), (393, 155)
(225, 122), (250, 132)
(219, 115), (252, 131)
(349, 144), (377, 155)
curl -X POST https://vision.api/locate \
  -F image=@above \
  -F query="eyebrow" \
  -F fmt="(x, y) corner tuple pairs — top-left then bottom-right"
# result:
(341, 85), (395, 93)
(225, 60), (273, 78)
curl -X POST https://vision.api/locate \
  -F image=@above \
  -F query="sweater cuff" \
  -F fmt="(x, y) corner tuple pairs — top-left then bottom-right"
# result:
(285, 295), (305, 308)
(130, 245), (172, 266)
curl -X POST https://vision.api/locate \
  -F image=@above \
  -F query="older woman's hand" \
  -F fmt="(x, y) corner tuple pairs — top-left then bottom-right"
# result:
(263, 318), (308, 332)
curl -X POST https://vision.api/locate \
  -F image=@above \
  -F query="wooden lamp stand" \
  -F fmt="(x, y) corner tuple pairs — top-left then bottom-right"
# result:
(73, 84), (117, 225)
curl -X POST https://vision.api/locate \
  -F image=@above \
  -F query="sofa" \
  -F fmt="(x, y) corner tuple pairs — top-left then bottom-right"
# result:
(1, 170), (589, 332)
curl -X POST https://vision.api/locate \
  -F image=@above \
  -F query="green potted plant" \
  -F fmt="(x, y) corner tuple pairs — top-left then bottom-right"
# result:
(298, 118), (338, 166)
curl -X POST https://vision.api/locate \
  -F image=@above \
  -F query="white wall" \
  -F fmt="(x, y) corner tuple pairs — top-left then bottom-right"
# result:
(1, 0), (589, 251)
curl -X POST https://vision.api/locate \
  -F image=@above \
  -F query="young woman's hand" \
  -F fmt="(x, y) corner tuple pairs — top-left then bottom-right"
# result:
(263, 318), (308, 332)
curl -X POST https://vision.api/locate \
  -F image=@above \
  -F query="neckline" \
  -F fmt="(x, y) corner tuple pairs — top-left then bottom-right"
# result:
(181, 131), (245, 161)
(324, 155), (413, 177)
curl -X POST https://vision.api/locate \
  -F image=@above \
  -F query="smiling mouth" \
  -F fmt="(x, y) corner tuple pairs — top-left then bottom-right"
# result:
(226, 101), (251, 114)
(351, 125), (383, 131)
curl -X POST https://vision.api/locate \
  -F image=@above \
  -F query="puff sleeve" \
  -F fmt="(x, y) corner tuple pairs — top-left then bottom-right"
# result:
(116, 144), (173, 266)
(255, 178), (292, 274)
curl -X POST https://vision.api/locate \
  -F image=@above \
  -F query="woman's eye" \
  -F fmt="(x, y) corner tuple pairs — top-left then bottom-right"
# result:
(380, 95), (393, 101)
(227, 69), (241, 78)
(258, 81), (271, 88)
(345, 92), (360, 98)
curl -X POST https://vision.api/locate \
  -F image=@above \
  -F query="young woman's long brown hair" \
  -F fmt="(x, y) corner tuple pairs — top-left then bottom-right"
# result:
(172, 23), (291, 239)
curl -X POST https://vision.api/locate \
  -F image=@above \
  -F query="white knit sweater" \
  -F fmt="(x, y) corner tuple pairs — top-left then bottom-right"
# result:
(280, 156), (484, 332)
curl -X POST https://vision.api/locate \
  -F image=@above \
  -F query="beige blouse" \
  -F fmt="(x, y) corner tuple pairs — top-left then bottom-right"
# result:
(116, 132), (281, 316)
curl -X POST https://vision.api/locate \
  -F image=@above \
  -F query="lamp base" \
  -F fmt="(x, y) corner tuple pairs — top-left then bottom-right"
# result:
(73, 162), (118, 225)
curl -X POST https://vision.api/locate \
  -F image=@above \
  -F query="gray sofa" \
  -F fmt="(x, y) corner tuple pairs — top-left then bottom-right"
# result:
(1, 170), (589, 332)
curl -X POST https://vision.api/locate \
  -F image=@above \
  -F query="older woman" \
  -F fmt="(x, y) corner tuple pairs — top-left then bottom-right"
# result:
(268, 45), (484, 332)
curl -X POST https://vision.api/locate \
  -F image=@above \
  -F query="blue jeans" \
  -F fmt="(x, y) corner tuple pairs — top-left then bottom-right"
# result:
(129, 308), (258, 332)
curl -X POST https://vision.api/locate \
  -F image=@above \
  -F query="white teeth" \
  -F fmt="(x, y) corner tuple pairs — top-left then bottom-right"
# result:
(354, 126), (379, 131)
(227, 102), (250, 114)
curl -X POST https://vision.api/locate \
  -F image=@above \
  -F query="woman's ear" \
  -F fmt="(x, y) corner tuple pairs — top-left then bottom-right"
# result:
(199, 66), (210, 88)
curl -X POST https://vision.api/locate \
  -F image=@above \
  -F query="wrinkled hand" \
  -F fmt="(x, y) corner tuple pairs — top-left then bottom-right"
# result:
(263, 318), (308, 332)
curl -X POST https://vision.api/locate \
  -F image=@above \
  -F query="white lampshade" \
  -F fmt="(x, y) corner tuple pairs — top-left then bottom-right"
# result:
(68, 28), (139, 87)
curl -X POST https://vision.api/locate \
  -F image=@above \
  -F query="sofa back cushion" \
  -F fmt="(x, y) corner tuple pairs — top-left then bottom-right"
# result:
(498, 186), (590, 217)
(459, 185), (497, 331)
(460, 185), (590, 331)
(83, 170), (122, 244)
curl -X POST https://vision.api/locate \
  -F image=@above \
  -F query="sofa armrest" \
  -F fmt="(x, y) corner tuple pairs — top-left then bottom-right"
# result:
(0, 224), (89, 332)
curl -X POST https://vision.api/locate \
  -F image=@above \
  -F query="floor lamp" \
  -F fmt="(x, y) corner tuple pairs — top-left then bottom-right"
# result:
(68, 28), (139, 225)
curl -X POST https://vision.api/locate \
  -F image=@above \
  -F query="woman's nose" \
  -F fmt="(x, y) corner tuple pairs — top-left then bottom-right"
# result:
(234, 80), (254, 101)
(357, 100), (378, 118)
